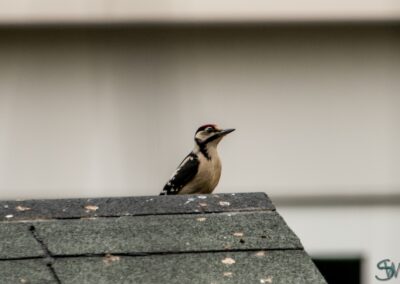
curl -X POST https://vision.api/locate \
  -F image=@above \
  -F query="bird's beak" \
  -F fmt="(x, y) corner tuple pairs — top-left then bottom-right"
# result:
(217, 128), (235, 137)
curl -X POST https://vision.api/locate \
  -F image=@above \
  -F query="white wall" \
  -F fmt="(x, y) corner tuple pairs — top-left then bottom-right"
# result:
(280, 206), (400, 284)
(0, 0), (399, 24)
(0, 27), (399, 199)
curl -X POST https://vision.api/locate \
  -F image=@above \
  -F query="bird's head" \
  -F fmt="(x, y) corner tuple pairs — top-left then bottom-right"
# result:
(194, 124), (235, 148)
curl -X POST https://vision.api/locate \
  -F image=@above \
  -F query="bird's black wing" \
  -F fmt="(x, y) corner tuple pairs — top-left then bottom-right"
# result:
(160, 152), (199, 195)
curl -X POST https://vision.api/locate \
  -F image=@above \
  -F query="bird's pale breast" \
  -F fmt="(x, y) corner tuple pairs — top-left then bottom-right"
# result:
(179, 151), (221, 194)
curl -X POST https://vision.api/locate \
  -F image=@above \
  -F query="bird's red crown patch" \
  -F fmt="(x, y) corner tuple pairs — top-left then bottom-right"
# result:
(196, 124), (217, 133)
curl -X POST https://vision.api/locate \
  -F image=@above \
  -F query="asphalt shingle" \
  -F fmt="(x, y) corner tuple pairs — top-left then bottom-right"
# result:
(0, 193), (326, 284)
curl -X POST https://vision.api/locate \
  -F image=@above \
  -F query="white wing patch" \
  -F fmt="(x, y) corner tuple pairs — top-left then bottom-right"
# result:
(160, 152), (199, 195)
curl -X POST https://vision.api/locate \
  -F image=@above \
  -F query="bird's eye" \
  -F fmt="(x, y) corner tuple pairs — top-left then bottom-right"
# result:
(205, 127), (213, 133)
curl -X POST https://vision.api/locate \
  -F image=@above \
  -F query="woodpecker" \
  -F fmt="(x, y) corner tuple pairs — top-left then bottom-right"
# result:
(160, 124), (235, 195)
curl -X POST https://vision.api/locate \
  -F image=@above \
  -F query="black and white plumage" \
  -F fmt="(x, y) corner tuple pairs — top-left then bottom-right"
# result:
(160, 124), (235, 195)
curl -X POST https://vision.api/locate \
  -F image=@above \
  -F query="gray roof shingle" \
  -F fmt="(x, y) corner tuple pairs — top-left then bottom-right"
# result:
(0, 193), (326, 284)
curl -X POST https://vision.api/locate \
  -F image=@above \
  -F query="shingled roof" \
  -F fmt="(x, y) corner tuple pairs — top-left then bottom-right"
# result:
(0, 192), (326, 283)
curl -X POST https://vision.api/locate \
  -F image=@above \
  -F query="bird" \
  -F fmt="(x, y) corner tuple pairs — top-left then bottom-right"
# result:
(160, 124), (235, 195)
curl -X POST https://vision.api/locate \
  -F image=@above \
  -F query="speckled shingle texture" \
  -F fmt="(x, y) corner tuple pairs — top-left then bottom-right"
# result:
(0, 193), (326, 284)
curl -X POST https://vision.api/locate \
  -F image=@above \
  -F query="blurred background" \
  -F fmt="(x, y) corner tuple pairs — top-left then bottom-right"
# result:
(1, 1), (400, 283)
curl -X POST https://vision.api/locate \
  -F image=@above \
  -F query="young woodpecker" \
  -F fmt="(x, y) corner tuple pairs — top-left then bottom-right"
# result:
(160, 124), (235, 195)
